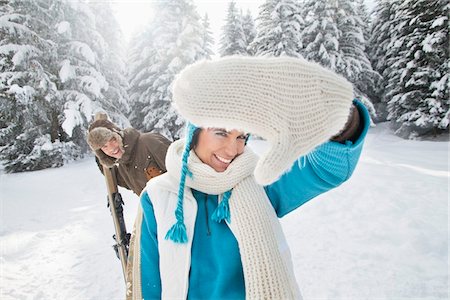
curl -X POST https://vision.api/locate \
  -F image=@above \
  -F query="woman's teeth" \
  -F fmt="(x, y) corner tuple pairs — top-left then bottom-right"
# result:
(215, 155), (232, 164)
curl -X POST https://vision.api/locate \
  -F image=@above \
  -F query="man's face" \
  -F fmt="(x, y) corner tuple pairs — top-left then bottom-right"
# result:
(101, 137), (123, 159)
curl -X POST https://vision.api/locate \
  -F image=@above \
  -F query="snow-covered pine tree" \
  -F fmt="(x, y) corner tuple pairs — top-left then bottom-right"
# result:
(368, 0), (402, 121)
(219, 0), (247, 56)
(300, 0), (342, 68)
(300, 0), (378, 117)
(126, 26), (158, 132)
(356, 0), (371, 44)
(356, 0), (381, 118)
(88, 1), (130, 128)
(248, 0), (274, 55)
(386, 0), (449, 138)
(250, 0), (303, 57)
(200, 13), (214, 59)
(241, 10), (256, 55)
(336, 0), (378, 115)
(127, 0), (205, 140)
(54, 0), (130, 153)
(0, 0), (131, 172)
(383, 1), (414, 129)
(54, 0), (111, 150)
(336, 0), (366, 83)
(0, 0), (69, 172)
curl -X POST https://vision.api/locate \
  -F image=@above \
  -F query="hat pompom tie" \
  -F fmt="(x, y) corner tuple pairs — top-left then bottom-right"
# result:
(165, 221), (188, 243)
(212, 190), (232, 223)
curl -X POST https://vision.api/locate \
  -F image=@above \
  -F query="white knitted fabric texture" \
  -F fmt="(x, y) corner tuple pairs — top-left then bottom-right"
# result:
(165, 140), (301, 299)
(166, 140), (259, 195)
(172, 56), (354, 185)
(230, 177), (301, 299)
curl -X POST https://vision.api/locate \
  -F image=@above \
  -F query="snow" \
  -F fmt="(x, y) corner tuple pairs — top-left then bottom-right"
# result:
(1, 123), (448, 299)
(422, 33), (437, 53)
(59, 59), (76, 83)
(0, 44), (40, 67)
(69, 41), (96, 65)
(0, 14), (36, 38)
(80, 75), (103, 98)
(56, 21), (71, 35)
(62, 98), (90, 137)
(431, 16), (447, 29)
(39, 137), (54, 152)
(431, 74), (449, 96)
(7, 84), (35, 105)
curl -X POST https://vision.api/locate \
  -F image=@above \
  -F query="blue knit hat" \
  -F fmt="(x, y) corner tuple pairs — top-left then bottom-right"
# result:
(165, 123), (236, 244)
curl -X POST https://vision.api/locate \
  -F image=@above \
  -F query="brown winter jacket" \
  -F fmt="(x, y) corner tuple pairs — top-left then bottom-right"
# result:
(96, 128), (171, 195)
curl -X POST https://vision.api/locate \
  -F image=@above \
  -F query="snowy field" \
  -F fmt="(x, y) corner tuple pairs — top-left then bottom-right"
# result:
(1, 123), (448, 300)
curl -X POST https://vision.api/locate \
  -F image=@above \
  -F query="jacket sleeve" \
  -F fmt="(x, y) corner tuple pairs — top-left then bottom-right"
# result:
(115, 167), (131, 191)
(139, 191), (162, 298)
(264, 100), (370, 217)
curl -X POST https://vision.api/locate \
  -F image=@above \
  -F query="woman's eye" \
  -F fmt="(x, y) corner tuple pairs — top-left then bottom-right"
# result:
(238, 134), (249, 140)
(215, 131), (227, 137)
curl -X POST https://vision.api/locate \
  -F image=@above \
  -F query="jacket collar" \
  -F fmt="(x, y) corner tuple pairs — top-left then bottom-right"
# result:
(117, 128), (140, 164)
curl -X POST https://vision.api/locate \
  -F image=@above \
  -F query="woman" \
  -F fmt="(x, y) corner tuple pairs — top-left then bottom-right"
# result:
(127, 56), (370, 299)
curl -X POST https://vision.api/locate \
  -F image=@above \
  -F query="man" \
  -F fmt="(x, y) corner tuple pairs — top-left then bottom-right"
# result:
(87, 113), (171, 195)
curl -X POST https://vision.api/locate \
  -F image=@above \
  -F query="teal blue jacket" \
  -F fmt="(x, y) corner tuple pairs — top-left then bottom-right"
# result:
(139, 101), (370, 299)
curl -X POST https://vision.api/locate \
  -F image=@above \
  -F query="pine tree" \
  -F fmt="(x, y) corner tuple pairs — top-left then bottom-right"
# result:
(127, 0), (205, 140)
(337, 0), (378, 114)
(300, 0), (379, 116)
(89, 2), (130, 127)
(127, 26), (158, 132)
(219, 0), (247, 56)
(0, 0), (131, 172)
(250, 0), (303, 57)
(200, 13), (214, 59)
(368, 0), (402, 120)
(301, 0), (342, 68)
(241, 10), (256, 55)
(356, 0), (371, 43)
(54, 1), (131, 149)
(55, 0), (110, 147)
(0, 0), (69, 172)
(386, 0), (449, 138)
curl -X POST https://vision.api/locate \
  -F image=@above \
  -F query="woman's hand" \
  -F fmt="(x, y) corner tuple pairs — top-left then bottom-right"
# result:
(172, 56), (354, 185)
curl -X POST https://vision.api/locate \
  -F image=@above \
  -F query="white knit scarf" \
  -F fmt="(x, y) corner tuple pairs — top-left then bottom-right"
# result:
(165, 139), (301, 299)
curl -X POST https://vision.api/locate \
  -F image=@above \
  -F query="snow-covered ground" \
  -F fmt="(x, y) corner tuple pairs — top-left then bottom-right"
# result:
(1, 123), (448, 299)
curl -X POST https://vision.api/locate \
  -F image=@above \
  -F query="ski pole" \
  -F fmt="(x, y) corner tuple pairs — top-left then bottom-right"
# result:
(103, 165), (129, 284)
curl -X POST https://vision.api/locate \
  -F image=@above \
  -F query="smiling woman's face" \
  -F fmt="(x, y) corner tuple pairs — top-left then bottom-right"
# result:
(194, 128), (248, 172)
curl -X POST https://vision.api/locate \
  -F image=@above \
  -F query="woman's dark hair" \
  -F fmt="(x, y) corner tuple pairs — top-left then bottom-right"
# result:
(189, 127), (202, 150)
(189, 127), (251, 150)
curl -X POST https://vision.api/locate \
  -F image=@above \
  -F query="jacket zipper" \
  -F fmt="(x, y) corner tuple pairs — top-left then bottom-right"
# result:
(204, 194), (211, 236)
